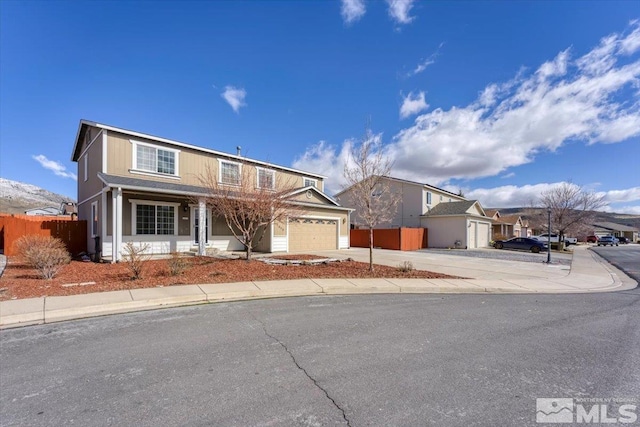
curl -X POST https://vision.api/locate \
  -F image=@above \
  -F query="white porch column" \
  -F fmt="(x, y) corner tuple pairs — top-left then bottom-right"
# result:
(112, 187), (123, 262)
(198, 198), (206, 256)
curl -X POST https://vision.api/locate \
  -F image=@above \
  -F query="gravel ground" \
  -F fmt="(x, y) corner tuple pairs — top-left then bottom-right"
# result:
(419, 247), (572, 265)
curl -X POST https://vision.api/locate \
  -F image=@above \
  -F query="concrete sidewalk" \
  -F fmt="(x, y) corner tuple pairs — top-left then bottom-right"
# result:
(0, 246), (636, 329)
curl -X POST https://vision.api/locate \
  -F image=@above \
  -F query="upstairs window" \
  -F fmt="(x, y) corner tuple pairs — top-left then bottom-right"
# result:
(257, 168), (275, 189)
(426, 192), (432, 205)
(132, 141), (179, 176)
(304, 178), (317, 188)
(219, 160), (241, 185)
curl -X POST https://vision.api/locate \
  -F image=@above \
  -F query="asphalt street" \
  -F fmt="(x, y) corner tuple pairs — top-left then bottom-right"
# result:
(2, 289), (639, 426)
(592, 245), (640, 284)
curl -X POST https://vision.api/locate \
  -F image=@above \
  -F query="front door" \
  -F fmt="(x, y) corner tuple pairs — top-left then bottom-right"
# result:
(193, 208), (209, 244)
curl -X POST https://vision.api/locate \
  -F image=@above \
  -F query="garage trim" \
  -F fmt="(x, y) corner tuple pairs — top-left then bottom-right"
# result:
(287, 214), (341, 252)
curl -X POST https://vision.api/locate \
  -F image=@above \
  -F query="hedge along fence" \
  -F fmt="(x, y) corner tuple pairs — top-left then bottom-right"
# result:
(350, 227), (428, 251)
(0, 214), (87, 256)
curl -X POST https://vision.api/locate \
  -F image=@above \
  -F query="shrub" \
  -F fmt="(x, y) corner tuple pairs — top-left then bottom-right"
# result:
(122, 242), (151, 280)
(397, 260), (414, 273)
(14, 235), (71, 280)
(167, 252), (189, 276)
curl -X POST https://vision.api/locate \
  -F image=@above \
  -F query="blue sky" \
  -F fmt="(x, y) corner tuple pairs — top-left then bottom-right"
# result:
(1, 0), (639, 212)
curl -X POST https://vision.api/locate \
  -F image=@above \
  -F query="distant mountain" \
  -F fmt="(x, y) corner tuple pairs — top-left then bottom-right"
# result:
(488, 207), (640, 230)
(0, 178), (75, 214)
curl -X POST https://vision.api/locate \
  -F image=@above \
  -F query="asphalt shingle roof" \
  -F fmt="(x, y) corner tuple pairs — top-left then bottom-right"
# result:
(425, 200), (480, 216)
(593, 222), (639, 232)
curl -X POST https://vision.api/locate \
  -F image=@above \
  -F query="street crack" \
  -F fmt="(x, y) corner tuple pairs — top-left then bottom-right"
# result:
(251, 313), (352, 426)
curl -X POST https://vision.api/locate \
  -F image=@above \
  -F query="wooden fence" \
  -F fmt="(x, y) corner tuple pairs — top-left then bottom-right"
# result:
(350, 227), (428, 251)
(0, 214), (87, 256)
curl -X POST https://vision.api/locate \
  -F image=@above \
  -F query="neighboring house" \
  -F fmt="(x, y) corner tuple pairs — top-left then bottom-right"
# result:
(485, 209), (525, 238)
(336, 176), (492, 249)
(422, 200), (492, 249)
(60, 202), (78, 216)
(25, 207), (60, 216)
(592, 222), (639, 242)
(71, 120), (351, 261)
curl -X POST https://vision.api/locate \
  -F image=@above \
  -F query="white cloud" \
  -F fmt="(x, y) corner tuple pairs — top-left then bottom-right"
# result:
(611, 205), (640, 215)
(293, 22), (640, 192)
(400, 91), (429, 119)
(386, 0), (415, 25)
(33, 155), (77, 181)
(221, 86), (247, 113)
(292, 140), (354, 195)
(465, 182), (640, 211)
(500, 172), (515, 179)
(341, 0), (366, 24)
(408, 43), (444, 76)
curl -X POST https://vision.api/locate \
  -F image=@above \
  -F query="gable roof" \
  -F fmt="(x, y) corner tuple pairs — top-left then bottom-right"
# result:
(484, 209), (499, 218)
(495, 215), (523, 225)
(423, 200), (487, 217)
(287, 186), (341, 207)
(72, 120), (326, 180)
(334, 175), (465, 200)
(593, 222), (639, 232)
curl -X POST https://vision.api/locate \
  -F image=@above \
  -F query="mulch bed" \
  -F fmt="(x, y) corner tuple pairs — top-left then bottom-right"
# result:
(0, 255), (457, 301)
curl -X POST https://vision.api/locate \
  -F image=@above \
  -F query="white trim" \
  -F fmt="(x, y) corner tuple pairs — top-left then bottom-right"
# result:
(101, 191), (107, 240)
(129, 199), (179, 236)
(78, 129), (104, 160)
(102, 130), (108, 173)
(128, 169), (182, 180)
(74, 120), (326, 179)
(77, 190), (103, 206)
(130, 139), (180, 177)
(256, 167), (276, 190)
(218, 158), (242, 186)
(302, 177), (317, 188)
(90, 201), (99, 238)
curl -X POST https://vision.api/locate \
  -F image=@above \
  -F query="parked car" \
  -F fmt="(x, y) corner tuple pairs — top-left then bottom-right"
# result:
(586, 235), (599, 243)
(494, 237), (548, 253)
(597, 235), (619, 246)
(531, 233), (578, 246)
(617, 236), (629, 244)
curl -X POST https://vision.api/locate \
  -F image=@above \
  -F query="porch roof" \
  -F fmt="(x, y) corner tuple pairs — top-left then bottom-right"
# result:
(98, 172), (209, 197)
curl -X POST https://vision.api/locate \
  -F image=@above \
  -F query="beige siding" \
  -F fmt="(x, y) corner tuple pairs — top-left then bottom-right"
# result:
(274, 219), (287, 236)
(77, 132), (103, 203)
(301, 206), (349, 236)
(254, 225), (271, 252)
(291, 190), (330, 204)
(422, 216), (468, 249)
(106, 130), (324, 191)
(77, 193), (101, 254)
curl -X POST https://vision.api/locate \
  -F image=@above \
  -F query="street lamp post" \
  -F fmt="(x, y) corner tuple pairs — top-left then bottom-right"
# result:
(547, 208), (551, 264)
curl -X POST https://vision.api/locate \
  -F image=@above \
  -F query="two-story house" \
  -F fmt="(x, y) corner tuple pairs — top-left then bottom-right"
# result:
(336, 176), (492, 249)
(71, 120), (351, 261)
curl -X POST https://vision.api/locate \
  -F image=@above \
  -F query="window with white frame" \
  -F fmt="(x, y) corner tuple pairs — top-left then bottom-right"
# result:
(257, 168), (275, 189)
(426, 191), (432, 205)
(91, 201), (98, 237)
(84, 156), (88, 182)
(133, 141), (178, 176)
(134, 203), (176, 235)
(219, 160), (240, 185)
(303, 177), (317, 188)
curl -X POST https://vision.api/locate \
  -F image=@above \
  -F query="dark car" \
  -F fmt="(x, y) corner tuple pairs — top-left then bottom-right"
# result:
(597, 235), (619, 246)
(617, 236), (629, 244)
(586, 235), (598, 243)
(494, 237), (548, 253)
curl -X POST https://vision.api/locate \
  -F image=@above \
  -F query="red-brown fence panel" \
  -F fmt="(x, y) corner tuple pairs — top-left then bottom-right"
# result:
(0, 214), (86, 256)
(350, 227), (428, 251)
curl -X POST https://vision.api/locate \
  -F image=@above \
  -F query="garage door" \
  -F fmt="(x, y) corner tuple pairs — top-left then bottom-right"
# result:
(477, 222), (490, 248)
(288, 218), (338, 251)
(468, 221), (477, 248)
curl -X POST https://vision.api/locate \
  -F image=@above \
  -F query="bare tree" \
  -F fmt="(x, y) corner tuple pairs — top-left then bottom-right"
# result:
(198, 162), (304, 260)
(343, 126), (400, 271)
(530, 182), (605, 241)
